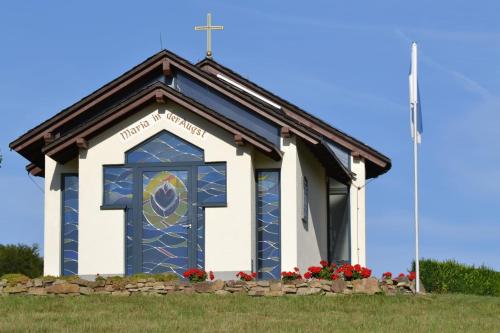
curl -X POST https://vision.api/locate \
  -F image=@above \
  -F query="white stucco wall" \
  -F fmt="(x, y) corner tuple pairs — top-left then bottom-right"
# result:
(43, 101), (255, 277)
(44, 157), (78, 276)
(43, 100), (365, 278)
(296, 140), (328, 271)
(349, 156), (366, 266)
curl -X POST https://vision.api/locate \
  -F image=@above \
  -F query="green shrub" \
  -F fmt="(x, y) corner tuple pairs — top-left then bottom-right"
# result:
(0, 273), (30, 284)
(412, 259), (500, 296)
(0, 244), (43, 278)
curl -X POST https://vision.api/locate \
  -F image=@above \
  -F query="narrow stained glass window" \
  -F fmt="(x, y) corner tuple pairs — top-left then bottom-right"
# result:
(256, 170), (280, 280)
(103, 167), (133, 206)
(197, 164), (227, 206)
(126, 131), (204, 163)
(302, 176), (309, 224)
(62, 174), (78, 276)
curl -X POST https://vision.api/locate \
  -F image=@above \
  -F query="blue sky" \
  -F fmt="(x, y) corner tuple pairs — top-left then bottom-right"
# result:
(1, 1), (499, 276)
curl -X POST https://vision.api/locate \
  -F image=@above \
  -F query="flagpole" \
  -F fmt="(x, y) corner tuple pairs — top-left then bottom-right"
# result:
(411, 42), (420, 293)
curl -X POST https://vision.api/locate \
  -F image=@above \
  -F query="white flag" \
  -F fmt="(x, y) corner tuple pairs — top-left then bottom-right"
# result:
(409, 42), (423, 143)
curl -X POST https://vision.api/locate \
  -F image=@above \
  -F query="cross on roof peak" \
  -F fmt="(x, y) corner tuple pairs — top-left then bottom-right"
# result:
(194, 13), (224, 59)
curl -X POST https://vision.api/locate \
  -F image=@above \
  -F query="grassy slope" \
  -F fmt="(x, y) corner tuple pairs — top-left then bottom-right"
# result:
(0, 294), (499, 332)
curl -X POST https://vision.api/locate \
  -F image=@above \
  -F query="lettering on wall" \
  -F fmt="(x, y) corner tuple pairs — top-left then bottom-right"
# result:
(119, 111), (207, 142)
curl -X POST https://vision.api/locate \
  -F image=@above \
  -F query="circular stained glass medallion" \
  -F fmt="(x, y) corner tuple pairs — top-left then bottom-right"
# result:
(143, 171), (188, 229)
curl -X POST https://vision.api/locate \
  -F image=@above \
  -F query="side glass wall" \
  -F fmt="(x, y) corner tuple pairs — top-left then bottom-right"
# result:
(62, 174), (79, 276)
(256, 170), (281, 280)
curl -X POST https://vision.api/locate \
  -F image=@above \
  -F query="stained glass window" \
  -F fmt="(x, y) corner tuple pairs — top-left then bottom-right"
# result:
(141, 170), (190, 276)
(62, 174), (78, 276)
(302, 176), (309, 224)
(197, 164), (227, 206)
(103, 167), (133, 206)
(126, 131), (204, 163)
(256, 170), (280, 280)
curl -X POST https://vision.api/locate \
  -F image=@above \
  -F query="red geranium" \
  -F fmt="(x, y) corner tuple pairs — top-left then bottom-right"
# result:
(304, 272), (312, 279)
(183, 268), (208, 282)
(398, 273), (405, 278)
(209, 271), (215, 281)
(344, 270), (353, 279)
(331, 273), (340, 280)
(408, 272), (416, 281)
(320, 260), (329, 267)
(382, 272), (392, 279)
(236, 271), (257, 281)
(360, 268), (372, 279)
(281, 268), (302, 282)
(308, 266), (322, 274)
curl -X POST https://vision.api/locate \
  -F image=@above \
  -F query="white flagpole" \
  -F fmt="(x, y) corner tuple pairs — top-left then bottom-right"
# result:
(410, 42), (421, 293)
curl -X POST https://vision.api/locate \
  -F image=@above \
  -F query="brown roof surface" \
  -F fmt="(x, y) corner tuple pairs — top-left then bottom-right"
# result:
(9, 49), (391, 179)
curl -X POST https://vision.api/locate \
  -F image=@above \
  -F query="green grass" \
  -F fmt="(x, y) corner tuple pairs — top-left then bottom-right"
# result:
(0, 294), (499, 332)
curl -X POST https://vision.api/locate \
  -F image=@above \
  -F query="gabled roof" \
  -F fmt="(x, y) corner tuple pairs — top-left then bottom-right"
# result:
(196, 58), (392, 178)
(9, 49), (391, 180)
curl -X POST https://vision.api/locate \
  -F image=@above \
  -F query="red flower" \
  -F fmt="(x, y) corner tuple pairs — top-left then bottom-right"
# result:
(361, 268), (371, 279)
(251, 272), (257, 278)
(382, 272), (392, 279)
(294, 267), (300, 272)
(353, 264), (362, 272)
(209, 271), (215, 281)
(304, 272), (312, 279)
(344, 270), (353, 278)
(331, 273), (340, 280)
(398, 273), (405, 278)
(308, 266), (322, 274)
(320, 260), (329, 267)
(408, 272), (416, 281)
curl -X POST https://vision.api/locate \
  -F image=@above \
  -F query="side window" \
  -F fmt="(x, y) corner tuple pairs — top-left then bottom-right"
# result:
(302, 176), (309, 224)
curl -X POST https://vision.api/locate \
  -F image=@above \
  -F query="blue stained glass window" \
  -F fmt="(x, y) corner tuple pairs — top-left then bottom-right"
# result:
(103, 167), (133, 206)
(125, 209), (134, 276)
(197, 164), (227, 206)
(196, 206), (205, 269)
(62, 174), (79, 276)
(126, 131), (204, 163)
(256, 170), (281, 280)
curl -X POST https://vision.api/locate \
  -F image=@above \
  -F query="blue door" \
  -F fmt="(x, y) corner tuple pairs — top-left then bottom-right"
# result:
(140, 168), (194, 276)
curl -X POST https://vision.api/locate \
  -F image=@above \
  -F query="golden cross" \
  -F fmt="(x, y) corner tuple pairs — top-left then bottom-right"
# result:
(194, 13), (224, 58)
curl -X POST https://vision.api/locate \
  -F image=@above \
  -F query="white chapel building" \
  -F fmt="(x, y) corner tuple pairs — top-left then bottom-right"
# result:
(10, 50), (391, 280)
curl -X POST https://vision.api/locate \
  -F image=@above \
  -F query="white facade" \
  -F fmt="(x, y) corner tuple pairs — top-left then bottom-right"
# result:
(43, 101), (367, 279)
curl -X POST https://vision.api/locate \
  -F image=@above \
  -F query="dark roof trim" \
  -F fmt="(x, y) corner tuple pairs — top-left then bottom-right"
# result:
(44, 82), (282, 163)
(10, 53), (166, 152)
(26, 163), (44, 177)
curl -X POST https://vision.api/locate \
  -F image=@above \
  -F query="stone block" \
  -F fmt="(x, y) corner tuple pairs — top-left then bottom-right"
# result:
(270, 282), (282, 291)
(331, 280), (346, 293)
(352, 278), (381, 295)
(309, 280), (322, 288)
(214, 290), (230, 295)
(295, 282), (308, 288)
(282, 286), (297, 294)
(47, 283), (80, 294)
(33, 279), (43, 287)
(296, 287), (322, 295)
(4, 286), (27, 294)
(248, 289), (266, 296)
(28, 287), (47, 296)
(257, 280), (270, 287)
(79, 287), (93, 295)
(53, 279), (67, 285)
(211, 280), (225, 291)
(0, 279), (7, 287)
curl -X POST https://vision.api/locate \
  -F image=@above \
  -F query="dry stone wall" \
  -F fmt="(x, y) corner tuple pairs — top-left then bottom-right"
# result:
(0, 276), (419, 297)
